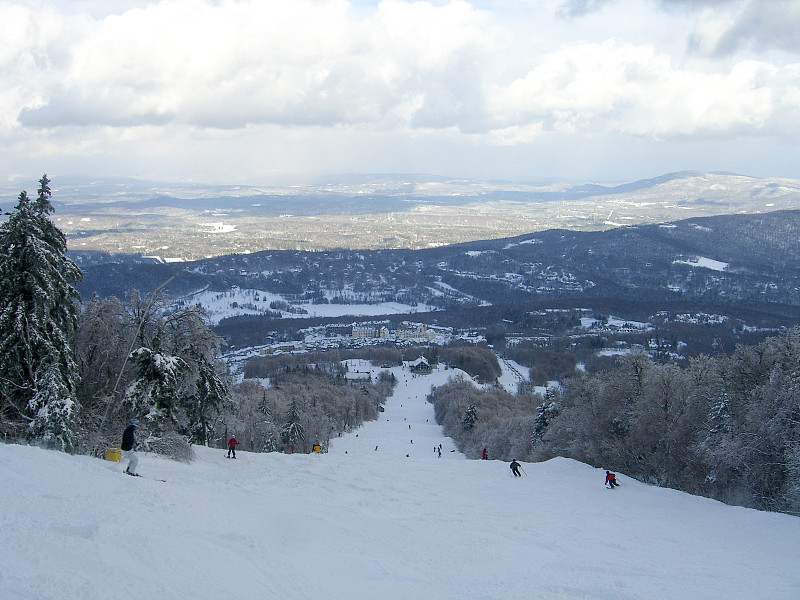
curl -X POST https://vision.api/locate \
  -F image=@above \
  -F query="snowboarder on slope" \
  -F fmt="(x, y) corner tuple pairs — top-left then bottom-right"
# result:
(121, 419), (139, 476)
(605, 471), (620, 488)
(227, 435), (239, 458)
(510, 459), (522, 477)
(482, 448), (488, 460)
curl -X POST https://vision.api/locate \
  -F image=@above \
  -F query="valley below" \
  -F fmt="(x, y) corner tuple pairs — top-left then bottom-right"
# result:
(39, 171), (800, 260)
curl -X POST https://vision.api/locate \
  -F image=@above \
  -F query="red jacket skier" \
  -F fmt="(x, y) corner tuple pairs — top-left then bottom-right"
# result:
(605, 471), (620, 488)
(227, 435), (239, 459)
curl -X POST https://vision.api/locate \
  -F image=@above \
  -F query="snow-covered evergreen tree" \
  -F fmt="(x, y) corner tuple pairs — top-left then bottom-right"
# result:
(255, 392), (279, 452)
(123, 345), (188, 432)
(461, 404), (478, 430)
(261, 430), (279, 453)
(185, 352), (230, 445)
(80, 294), (232, 451)
(280, 400), (305, 450)
(0, 175), (82, 449)
(531, 392), (560, 450)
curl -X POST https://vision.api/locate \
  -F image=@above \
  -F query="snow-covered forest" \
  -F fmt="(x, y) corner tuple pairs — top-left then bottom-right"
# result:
(431, 331), (800, 514)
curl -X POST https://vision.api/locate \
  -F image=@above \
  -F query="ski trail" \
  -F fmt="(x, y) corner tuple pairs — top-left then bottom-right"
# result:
(5, 359), (800, 599)
(327, 363), (468, 460)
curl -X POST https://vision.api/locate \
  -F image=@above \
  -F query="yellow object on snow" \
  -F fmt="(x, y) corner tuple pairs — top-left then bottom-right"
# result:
(105, 447), (122, 462)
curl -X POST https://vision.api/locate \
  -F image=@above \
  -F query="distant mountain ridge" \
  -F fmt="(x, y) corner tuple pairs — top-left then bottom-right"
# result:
(74, 209), (800, 324)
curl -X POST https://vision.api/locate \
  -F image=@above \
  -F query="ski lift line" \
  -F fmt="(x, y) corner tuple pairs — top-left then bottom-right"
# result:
(91, 266), (189, 455)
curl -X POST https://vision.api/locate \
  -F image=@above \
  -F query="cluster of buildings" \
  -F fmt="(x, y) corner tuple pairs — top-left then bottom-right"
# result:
(342, 356), (433, 384)
(325, 321), (453, 343)
(247, 321), (473, 358)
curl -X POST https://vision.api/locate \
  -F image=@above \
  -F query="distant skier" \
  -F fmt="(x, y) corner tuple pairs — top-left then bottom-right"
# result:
(227, 435), (239, 458)
(605, 471), (620, 488)
(121, 419), (139, 476)
(510, 459), (522, 477)
(482, 448), (488, 460)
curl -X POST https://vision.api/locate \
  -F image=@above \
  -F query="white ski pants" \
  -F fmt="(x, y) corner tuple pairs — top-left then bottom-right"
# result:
(122, 449), (138, 474)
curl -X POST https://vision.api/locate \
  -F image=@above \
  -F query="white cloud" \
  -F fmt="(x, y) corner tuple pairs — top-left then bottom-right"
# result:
(487, 39), (800, 140)
(13, 0), (498, 131)
(1, 0), (799, 182)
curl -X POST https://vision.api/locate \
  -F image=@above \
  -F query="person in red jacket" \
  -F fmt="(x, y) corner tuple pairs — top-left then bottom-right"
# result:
(482, 448), (488, 460)
(227, 435), (239, 459)
(605, 470), (620, 488)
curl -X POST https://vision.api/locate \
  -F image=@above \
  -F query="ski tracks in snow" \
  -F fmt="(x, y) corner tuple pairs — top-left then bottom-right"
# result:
(328, 363), (466, 460)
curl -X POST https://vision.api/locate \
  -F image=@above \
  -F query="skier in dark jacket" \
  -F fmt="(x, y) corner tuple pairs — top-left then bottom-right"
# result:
(605, 471), (620, 488)
(121, 419), (139, 475)
(227, 435), (239, 458)
(510, 459), (522, 477)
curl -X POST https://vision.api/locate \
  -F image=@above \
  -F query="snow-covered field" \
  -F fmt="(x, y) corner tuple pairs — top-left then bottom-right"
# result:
(2, 365), (800, 599)
(186, 287), (437, 325)
(673, 256), (729, 272)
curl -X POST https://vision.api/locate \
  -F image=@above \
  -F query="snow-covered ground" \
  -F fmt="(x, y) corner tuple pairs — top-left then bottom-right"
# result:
(2, 365), (800, 599)
(673, 256), (729, 271)
(329, 364), (467, 458)
(185, 287), (437, 325)
(496, 356), (530, 394)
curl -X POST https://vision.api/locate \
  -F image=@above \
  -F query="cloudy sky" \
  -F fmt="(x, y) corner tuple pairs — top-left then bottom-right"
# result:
(2, 0), (799, 184)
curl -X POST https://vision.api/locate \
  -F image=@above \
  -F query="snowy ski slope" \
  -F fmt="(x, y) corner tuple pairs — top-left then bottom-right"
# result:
(1, 364), (800, 599)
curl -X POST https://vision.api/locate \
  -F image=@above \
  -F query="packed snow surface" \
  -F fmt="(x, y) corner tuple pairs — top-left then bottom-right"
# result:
(2, 365), (800, 599)
(187, 287), (437, 325)
(673, 256), (729, 271)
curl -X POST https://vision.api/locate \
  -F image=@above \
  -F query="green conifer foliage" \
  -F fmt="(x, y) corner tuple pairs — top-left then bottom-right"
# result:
(0, 175), (83, 449)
